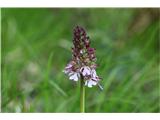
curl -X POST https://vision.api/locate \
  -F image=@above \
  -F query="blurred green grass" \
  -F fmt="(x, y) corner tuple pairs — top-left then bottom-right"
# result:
(1, 8), (160, 112)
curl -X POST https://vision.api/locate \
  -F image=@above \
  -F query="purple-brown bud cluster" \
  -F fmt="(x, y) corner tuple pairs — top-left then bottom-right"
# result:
(72, 26), (97, 66)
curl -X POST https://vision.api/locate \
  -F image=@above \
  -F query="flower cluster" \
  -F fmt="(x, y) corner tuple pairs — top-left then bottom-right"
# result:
(64, 26), (102, 88)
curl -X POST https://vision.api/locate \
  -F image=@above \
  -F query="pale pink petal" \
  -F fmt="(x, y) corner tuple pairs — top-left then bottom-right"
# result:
(85, 79), (97, 87)
(81, 66), (91, 76)
(69, 73), (79, 81)
(66, 63), (72, 69)
(91, 69), (97, 78)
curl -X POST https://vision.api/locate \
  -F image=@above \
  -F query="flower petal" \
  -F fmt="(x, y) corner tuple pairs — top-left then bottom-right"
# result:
(66, 64), (72, 69)
(85, 79), (97, 87)
(91, 69), (97, 78)
(63, 69), (71, 74)
(69, 73), (79, 81)
(81, 66), (91, 76)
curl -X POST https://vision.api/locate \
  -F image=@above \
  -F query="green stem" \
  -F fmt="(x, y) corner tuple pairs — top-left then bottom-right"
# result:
(80, 78), (85, 113)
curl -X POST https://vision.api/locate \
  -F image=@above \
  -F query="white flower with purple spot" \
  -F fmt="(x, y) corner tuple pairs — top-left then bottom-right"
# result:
(80, 66), (91, 76)
(84, 69), (100, 88)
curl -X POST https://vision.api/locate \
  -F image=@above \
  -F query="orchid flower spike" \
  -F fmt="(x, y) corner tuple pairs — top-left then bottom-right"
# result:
(63, 26), (103, 89)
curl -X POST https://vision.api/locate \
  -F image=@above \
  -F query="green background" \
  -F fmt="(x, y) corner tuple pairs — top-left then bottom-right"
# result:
(1, 8), (159, 112)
